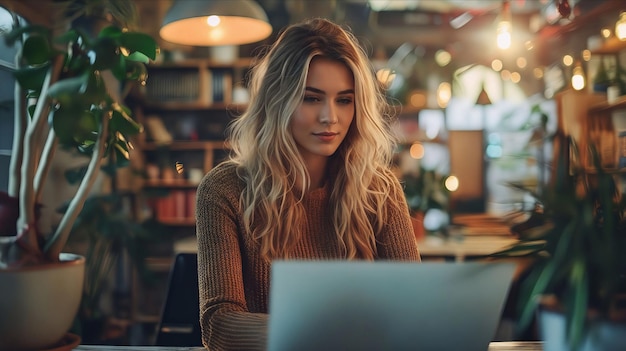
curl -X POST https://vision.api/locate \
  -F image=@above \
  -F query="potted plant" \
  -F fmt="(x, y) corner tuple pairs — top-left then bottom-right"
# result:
(401, 165), (450, 239)
(63, 192), (168, 344)
(490, 133), (626, 351)
(0, 1), (157, 349)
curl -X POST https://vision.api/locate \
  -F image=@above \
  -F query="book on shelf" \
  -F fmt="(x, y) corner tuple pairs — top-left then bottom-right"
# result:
(210, 69), (233, 104)
(152, 190), (198, 223)
(146, 69), (200, 103)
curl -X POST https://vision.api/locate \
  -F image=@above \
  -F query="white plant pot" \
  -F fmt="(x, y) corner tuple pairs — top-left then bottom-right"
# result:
(538, 308), (626, 351)
(0, 253), (85, 351)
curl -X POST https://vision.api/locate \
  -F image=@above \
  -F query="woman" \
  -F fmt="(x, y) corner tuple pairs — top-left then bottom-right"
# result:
(196, 18), (421, 351)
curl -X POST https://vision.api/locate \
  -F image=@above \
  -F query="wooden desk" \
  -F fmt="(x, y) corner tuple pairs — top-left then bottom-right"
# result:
(75, 341), (543, 350)
(173, 234), (519, 261)
(417, 235), (518, 262)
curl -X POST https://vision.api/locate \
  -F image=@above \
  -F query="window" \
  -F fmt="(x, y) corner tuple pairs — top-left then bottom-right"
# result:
(0, 6), (21, 191)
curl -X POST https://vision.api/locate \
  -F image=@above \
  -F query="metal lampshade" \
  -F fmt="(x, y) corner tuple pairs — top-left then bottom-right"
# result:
(160, 0), (272, 46)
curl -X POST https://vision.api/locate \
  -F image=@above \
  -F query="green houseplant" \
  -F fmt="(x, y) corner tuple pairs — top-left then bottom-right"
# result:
(0, 1), (158, 349)
(490, 133), (626, 350)
(401, 165), (450, 238)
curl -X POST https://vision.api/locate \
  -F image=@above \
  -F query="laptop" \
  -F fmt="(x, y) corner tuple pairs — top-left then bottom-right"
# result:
(267, 261), (516, 351)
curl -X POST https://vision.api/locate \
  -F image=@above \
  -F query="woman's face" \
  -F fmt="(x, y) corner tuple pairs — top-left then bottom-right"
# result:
(290, 56), (355, 165)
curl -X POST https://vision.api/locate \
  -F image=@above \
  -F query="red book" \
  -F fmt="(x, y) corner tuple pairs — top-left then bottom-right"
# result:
(186, 190), (197, 220)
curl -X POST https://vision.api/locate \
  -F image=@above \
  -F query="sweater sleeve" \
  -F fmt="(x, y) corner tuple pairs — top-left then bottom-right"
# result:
(196, 164), (268, 350)
(376, 176), (422, 261)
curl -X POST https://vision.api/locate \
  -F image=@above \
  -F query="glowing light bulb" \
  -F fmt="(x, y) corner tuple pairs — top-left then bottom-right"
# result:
(617, 12), (626, 40)
(491, 59), (503, 71)
(206, 15), (220, 27)
(409, 143), (425, 159)
(436, 82), (451, 108)
(562, 55), (573, 66)
(445, 176), (459, 192)
(571, 64), (585, 91)
(496, 21), (512, 50)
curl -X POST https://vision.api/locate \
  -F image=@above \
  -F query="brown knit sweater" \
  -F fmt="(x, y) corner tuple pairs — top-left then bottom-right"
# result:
(195, 162), (421, 351)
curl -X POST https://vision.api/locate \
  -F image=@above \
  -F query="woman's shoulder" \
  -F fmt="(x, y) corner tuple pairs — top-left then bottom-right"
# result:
(198, 161), (244, 193)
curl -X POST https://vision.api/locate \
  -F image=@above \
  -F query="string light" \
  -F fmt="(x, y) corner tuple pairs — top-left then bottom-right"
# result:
(496, 1), (512, 50)
(562, 55), (574, 66)
(436, 82), (452, 108)
(571, 62), (585, 91)
(617, 12), (626, 40)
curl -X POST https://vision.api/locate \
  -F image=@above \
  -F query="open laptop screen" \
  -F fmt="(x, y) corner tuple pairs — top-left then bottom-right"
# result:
(268, 261), (516, 351)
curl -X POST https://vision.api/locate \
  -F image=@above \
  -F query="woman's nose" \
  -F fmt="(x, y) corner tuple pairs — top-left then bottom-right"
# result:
(319, 101), (338, 125)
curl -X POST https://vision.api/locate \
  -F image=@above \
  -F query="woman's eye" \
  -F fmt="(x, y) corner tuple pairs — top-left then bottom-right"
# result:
(337, 97), (353, 105)
(303, 95), (320, 103)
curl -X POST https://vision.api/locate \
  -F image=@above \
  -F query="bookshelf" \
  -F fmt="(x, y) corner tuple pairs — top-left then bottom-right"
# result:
(556, 34), (626, 175)
(130, 57), (251, 324)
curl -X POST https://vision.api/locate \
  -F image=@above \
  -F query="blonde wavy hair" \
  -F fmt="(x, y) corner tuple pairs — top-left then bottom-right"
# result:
(226, 18), (404, 260)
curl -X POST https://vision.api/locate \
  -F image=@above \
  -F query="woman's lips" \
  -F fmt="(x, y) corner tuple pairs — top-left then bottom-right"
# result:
(313, 132), (338, 142)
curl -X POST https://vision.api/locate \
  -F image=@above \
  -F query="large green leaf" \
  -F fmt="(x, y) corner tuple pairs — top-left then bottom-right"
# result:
(83, 70), (108, 101)
(126, 51), (150, 64)
(51, 106), (98, 146)
(98, 25), (122, 39)
(54, 29), (80, 46)
(111, 53), (127, 81)
(565, 259), (589, 350)
(14, 64), (50, 91)
(22, 35), (53, 65)
(109, 106), (142, 136)
(48, 73), (89, 98)
(124, 60), (148, 81)
(119, 32), (158, 60)
(90, 37), (120, 71)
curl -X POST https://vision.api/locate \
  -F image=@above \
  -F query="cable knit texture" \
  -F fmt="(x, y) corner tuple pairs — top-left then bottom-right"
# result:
(196, 162), (421, 351)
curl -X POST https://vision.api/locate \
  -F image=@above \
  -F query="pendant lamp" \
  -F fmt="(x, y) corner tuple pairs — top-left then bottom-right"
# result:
(160, 0), (272, 46)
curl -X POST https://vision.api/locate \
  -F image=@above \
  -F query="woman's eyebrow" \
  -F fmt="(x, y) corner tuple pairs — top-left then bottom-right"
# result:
(305, 87), (355, 95)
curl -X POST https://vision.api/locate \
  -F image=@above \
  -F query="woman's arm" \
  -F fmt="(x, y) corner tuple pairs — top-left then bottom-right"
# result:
(376, 177), (422, 261)
(196, 164), (268, 350)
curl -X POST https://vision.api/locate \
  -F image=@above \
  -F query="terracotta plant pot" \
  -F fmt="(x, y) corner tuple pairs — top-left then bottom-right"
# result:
(0, 253), (85, 351)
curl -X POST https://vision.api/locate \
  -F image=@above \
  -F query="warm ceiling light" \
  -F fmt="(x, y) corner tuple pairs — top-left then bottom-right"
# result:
(160, 0), (273, 46)
(617, 12), (626, 41)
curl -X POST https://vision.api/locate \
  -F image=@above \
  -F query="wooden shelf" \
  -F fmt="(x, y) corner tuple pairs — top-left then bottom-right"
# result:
(589, 96), (626, 114)
(144, 257), (174, 272)
(141, 101), (247, 112)
(133, 314), (161, 324)
(149, 57), (253, 69)
(539, 1), (625, 39)
(591, 37), (626, 55)
(583, 167), (626, 175)
(144, 179), (200, 188)
(141, 140), (229, 151)
(157, 218), (196, 227)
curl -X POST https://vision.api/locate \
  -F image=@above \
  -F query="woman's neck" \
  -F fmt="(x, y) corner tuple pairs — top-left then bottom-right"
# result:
(301, 156), (328, 191)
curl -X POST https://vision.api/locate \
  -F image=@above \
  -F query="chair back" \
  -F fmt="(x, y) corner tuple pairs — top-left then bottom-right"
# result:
(155, 252), (202, 346)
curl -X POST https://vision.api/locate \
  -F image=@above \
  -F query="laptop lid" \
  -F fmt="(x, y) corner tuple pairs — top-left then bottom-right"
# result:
(267, 261), (516, 351)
